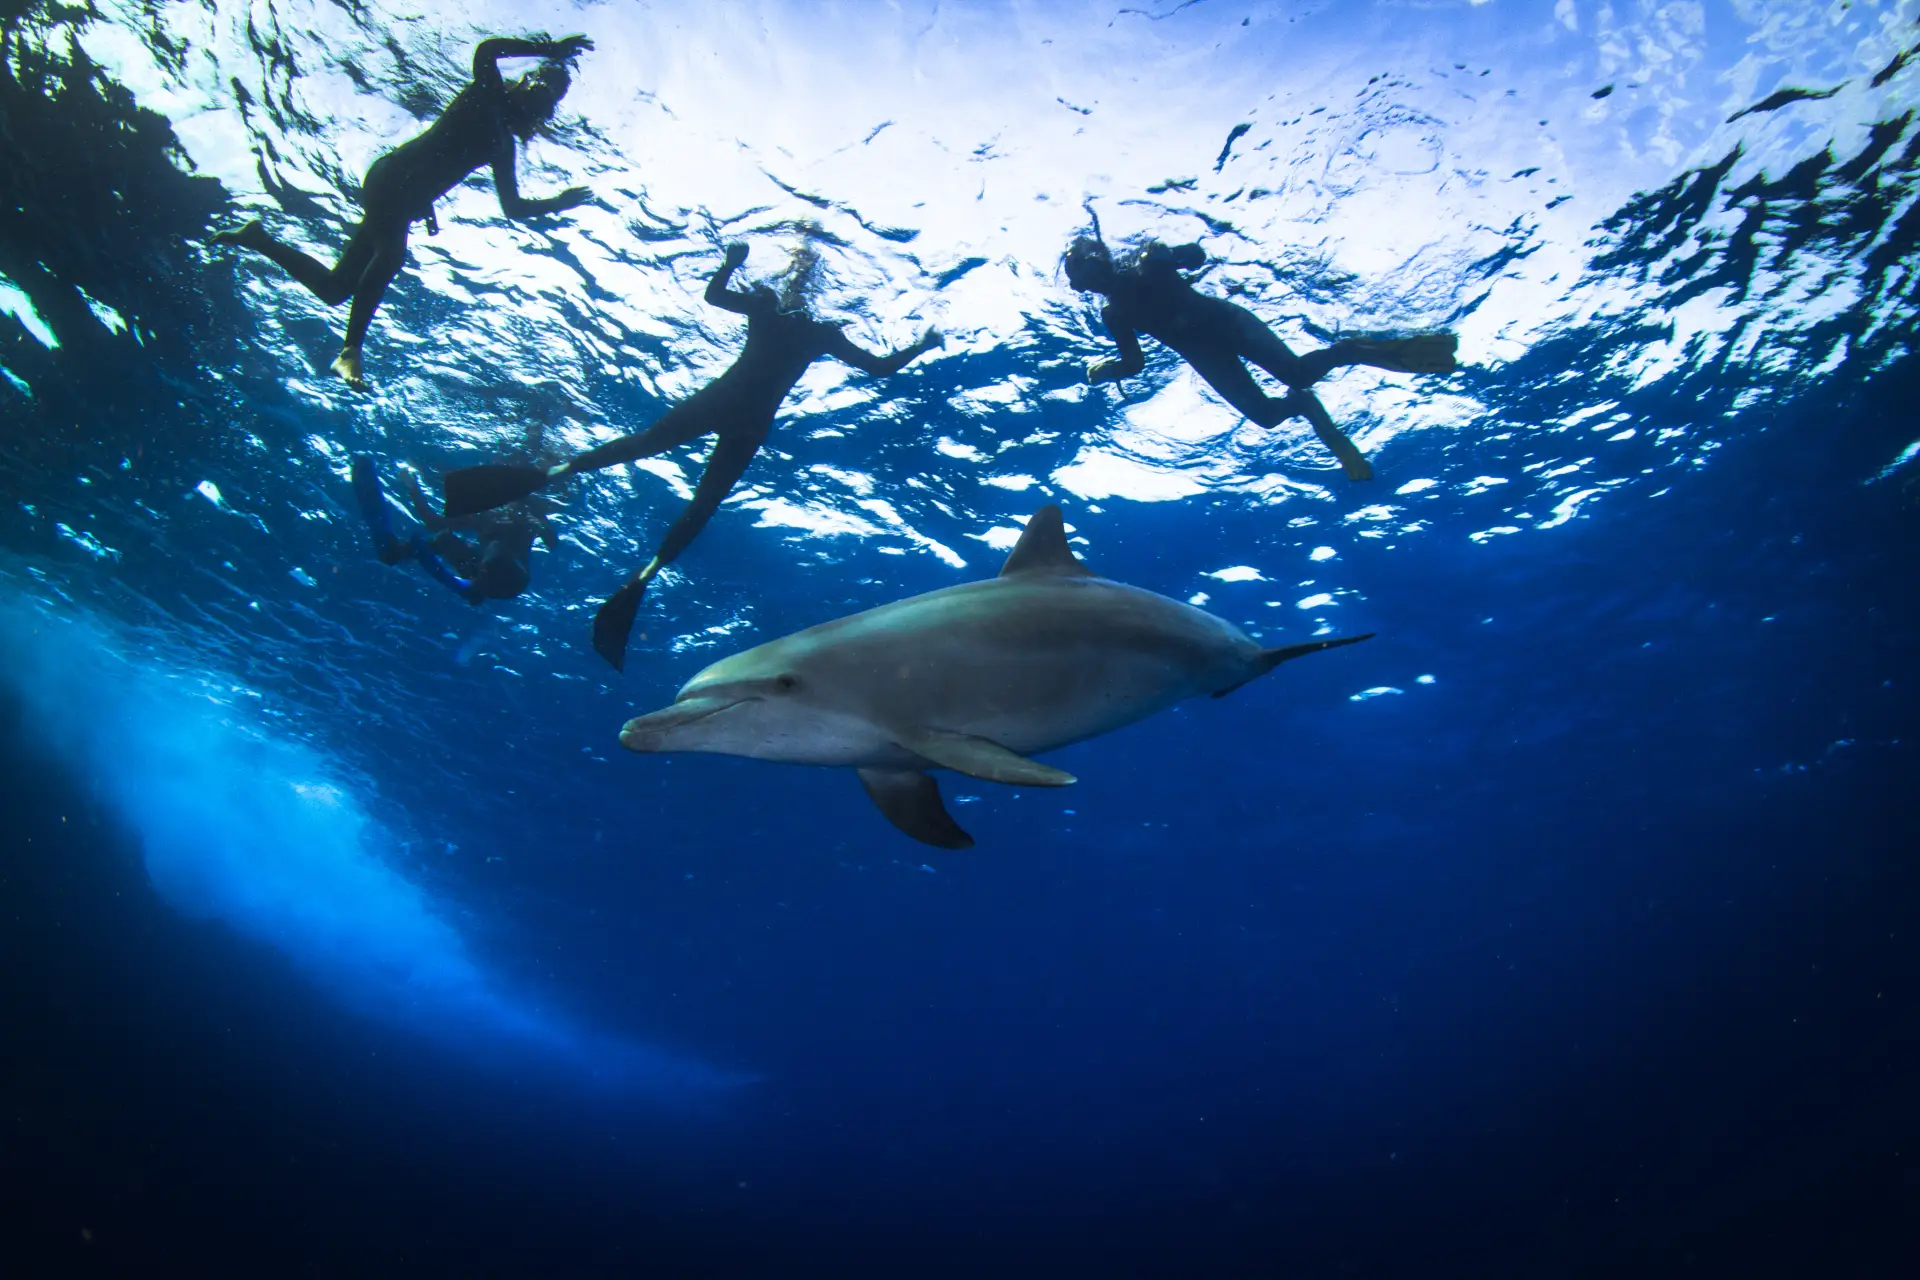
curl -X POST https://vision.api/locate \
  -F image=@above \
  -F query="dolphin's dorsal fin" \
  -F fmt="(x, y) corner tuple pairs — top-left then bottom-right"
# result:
(999, 505), (1092, 578)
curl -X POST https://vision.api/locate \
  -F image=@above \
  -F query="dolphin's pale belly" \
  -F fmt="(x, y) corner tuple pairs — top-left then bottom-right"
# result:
(764, 576), (1262, 767)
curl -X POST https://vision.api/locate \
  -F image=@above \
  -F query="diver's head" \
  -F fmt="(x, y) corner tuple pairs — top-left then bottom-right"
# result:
(504, 58), (572, 138)
(776, 242), (823, 315)
(1063, 236), (1115, 294)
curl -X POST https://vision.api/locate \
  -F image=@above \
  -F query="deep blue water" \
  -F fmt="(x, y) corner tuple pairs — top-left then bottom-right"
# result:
(3, 1), (1918, 1274)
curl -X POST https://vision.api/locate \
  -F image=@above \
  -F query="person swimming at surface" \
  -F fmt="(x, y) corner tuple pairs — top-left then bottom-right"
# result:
(440, 239), (943, 670)
(352, 449), (558, 607)
(210, 34), (596, 391)
(1062, 235), (1459, 481)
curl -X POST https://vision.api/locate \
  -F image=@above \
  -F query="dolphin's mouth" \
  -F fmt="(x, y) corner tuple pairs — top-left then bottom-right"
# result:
(618, 694), (759, 752)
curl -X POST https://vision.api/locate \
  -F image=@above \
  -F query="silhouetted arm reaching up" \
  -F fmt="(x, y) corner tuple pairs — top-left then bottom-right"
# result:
(472, 35), (592, 90)
(704, 242), (766, 316)
(824, 326), (943, 376)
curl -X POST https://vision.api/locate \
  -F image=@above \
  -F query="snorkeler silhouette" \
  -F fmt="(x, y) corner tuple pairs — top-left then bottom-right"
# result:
(441, 239), (942, 670)
(210, 34), (596, 391)
(1063, 235), (1458, 481)
(352, 441), (558, 606)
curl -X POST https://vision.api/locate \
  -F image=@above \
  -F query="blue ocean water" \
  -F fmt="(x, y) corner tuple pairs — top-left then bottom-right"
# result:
(2, 0), (1917, 1273)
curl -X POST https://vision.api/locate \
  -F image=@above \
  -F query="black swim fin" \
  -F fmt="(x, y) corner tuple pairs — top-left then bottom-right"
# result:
(442, 463), (548, 518)
(592, 572), (653, 671)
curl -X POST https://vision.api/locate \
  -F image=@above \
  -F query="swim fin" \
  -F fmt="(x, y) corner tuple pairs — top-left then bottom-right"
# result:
(351, 455), (408, 564)
(442, 463), (549, 518)
(1348, 334), (1458, 375)
(592, 570), (654, 671)
(409, 532), (480, 602)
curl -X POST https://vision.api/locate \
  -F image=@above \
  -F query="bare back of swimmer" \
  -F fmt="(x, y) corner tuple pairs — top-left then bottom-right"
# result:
(1064, 237), (1458, 481)
(211, 34), (595, 390)
(440, 240), (942, 668)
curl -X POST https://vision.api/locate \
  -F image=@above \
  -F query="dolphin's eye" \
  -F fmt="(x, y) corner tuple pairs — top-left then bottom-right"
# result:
(775, 674), (800, 693)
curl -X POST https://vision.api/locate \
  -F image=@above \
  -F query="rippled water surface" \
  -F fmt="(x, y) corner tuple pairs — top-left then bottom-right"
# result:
(2, 0), (1917, 1272)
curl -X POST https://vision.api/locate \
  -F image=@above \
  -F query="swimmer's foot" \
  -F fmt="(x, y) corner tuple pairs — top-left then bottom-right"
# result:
(207, 218), (268, 250)
(1345, 333), (1458, 375)
(330, 345), (368, 391)
(592, 558), (662, 672)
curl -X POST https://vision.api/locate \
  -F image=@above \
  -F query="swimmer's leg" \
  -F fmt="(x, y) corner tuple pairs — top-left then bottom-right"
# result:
(212, 219), (371, 306)
(1186, 348), (1297, 424)
(1273, 388), (1373, 482)
(332, 221), (409, 391)
(1228, 306), (1327, 386)
(444, 399), (712, 517)
(409, 531), (483, 604)
(566, 399), (715, 475)
(591, 426), (766, 671)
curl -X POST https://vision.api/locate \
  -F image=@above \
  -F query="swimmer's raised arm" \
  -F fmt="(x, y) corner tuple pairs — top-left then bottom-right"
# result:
(1087, 304), (1146, 383)
(825, 326), (943, 377)
(472, 35), (592, 89)
(704, 242), (765, 316)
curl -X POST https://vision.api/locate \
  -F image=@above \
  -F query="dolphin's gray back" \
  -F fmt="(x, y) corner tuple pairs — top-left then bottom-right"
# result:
(764, 573), (1265, 757)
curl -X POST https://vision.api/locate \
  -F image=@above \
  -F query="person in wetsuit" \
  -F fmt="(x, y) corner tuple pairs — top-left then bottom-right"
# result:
(440, 240), (942, 668)
(352, 453), (558, 606)
(211, 34), (595, 390)
(1063, 236), (1459, 481)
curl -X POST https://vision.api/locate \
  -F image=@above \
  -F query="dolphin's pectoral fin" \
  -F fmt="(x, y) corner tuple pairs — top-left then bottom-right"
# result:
(857, 768), (974, 849)
(893, 727), (1077, 787)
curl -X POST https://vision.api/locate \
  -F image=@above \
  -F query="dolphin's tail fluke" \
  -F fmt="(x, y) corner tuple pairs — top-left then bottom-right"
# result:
(442, 463), (549, 518)
(1213, 631), (1375, 698)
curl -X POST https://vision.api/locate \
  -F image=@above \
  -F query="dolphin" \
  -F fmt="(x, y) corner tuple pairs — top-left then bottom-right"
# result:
(617, 505), (1371, 848)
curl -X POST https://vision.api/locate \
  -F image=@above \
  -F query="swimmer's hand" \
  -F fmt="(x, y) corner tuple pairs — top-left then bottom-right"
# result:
(915, 328), (944, 354)
(550, 35), (594, 60)
(208, 219), (266, 250)
(330, 345), (368, 392)
(1086, 359), (1124, 384)
(723, 242), (749, 269)
(544, 186), (592, 214)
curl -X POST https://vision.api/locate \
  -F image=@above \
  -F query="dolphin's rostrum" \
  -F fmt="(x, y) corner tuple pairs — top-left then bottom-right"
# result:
(618, 506), (1371, 847)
